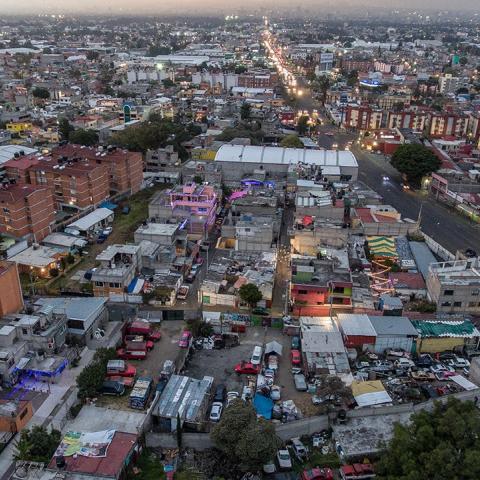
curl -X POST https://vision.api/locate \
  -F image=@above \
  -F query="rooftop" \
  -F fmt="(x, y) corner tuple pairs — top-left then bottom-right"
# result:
(299, 316), (346, 353)
(369, 316), (418, 337)
(412, 319), (480, 338)
(336, 314), (377, 338)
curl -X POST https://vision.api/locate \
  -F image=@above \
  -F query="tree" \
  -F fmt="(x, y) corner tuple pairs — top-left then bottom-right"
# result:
(280, 134), (304, 148)
(240, 102), (251, 120)
(296, 115), (309, 136)
(391, 144), (441, 187)
(162, 78), (175, 88)
(42, 47), (52, 54)
(77, 348), (116, 400)
(58, 118), (74, 141)
(193, 175), (203, 185)
(69, 129), (99, 146)
(314, 75), (331, 104)
(377, 398), (480, 480)
(211, 400), (279, 471)
(14, 426), (61, 463)
(239, 283), (262, 308)
(459, 56), (468, 66)
(31, 87), (50, 99)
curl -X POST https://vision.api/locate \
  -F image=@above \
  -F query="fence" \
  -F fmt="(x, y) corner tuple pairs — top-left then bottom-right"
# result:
(422, 233), (455, 261)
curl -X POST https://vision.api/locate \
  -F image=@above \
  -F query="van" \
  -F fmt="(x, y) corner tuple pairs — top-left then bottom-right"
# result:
(100, 380), (125, 396)
(251, 346), (263, 365)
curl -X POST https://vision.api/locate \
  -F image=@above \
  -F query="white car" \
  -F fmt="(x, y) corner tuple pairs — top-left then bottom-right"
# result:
(270, 385), (281, 401)
(394, 358), (415, 369)
(452, 356), (470, 369)
(251, 345), (263, 365)
(241, 386), (253, 402)
(102, 227), (113, 236)
(276, 449), (292, 470)
(209, 402), (223, 422)
(263, 461), (276, 474)
(226, 391), (239, 407)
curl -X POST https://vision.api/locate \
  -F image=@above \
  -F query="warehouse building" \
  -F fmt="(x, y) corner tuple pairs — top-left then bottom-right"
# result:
(214, 145), (358, 182)
(369, 316), (418, 354)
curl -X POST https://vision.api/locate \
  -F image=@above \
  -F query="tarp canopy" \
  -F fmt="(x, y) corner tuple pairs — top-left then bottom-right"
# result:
(253, 394), (273, 419)
(367, 236), (397, 258)
(351, 380), (392, 407)
(412, 320), (480, 338)
(450, 375), (478, 391)
(265, 340), (283, 356)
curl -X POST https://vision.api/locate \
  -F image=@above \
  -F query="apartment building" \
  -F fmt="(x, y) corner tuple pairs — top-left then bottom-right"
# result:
(0, 184), (55, 240)
(149, 183), (218, 237)
(386, 110), (429, 131)
(429, 113), (469, 138)
(0, 261), (23, 316)
(238, 72), (278, 88)
(51, 144), (144, 195)
(344, 106), (383, 130)
(438, 74), (460, 95)
(426, 258), (480, 314)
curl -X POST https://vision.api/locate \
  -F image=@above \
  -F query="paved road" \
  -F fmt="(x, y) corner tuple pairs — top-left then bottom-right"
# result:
(352, 146), (480, 254)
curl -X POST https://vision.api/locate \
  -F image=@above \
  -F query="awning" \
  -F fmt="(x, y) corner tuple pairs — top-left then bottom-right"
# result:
(264, 340), (283, 356)
(99, 201), (117, 211)
(302, 215), (313, 226)
(450, 375), (478, 391)
(351, 380), (392, 407)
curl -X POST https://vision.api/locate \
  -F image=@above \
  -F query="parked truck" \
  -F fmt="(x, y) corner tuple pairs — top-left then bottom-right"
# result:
(129, 376), (154, 410)
(126, 319), (161, 342)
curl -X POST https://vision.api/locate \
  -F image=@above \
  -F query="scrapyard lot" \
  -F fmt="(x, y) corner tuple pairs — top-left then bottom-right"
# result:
(183, 325), (318, 415)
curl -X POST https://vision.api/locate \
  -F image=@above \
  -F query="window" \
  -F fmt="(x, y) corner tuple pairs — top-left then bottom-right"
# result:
(297, 289), (308, 295)
(22, 328), (28, 335)
(95, 281), (103, 287)
(469, 302), (477, 308)
(472, 290), (480, 297)
(441, 301), (451, 307)
(443, 290), (454, 296)
(453, 302), (462, 308)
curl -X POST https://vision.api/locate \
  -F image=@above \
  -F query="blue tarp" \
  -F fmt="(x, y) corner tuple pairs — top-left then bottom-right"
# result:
(99, 201), (117, 211)
(127, 278), (138, 294)
(253, 393), (273, 420)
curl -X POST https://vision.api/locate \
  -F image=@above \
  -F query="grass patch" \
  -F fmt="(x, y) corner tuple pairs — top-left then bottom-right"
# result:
(128, 450), (165, 480)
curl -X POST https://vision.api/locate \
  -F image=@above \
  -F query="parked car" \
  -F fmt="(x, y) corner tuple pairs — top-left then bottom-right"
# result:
(294, 374), (308, 391)
(450, 355), (470, 369)
(291, 437), (308, 461)
(270, 385), (281, 401)
(99, 380), (125, 396)
(178, 330), (192, 348)
(226, 391), (240, 406)
(209, 402), (223, 422)
(252, 307), (269, 316)
(301, 467), (334, 480)
(83, 268), (97, 280)
(251, 345), (263, 365)
(394, 358), (415, 369)
(421, 385), (439, 399)
(340, 463), (375, 480)
(268, 355), (278, 370)
(409, 370), (435, 382)
(122, 205), (131, 215)
(291, 349), (302, 365)
(106, 360), (136, 378)
(235, 362), (260, 375)
(416, 354), (434, 368)
(291, 336), (301, 350)
(102, 227), (113, 236)
(276, 449), (292, 470)
(185, 271), (196, 283)
(435, 371), (456, 381)
(214, 384), (226, 403)
(96, 234), (108, 244)
(263, 461), (277, 474)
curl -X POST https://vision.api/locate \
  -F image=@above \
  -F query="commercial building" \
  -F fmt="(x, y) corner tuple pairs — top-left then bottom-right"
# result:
(214, 145), (358, 182)
(0, 261), (23, 316)
(336, 313), (377, 350)
(299, 316), (352, 383)
(0, 184), (55, 241)
(426, 258), (480, 314)
(368, 316), (418, 354)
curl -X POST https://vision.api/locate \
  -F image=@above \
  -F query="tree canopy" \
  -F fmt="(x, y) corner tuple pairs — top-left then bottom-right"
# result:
(69, 129), (99, 146)
(296, 115), (309, 135)
(31, 87), (50, 99)
(391, 144), (441, 186)
(14, 426), (61, 463)
(211, 400), (280, 472)
(376, 398), (480, 480)
(239, 283), (262, 308)
(280, 134), (304, 148)
(58, 118), (74, 141)
(240, 102), (251, 120)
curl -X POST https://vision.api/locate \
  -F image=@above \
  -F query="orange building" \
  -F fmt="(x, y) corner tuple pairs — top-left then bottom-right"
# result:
(0, 261), (24, 316)
(0, 184), (55, 241)
(0, 400), (33, 433)
(52, 144), (144, 195)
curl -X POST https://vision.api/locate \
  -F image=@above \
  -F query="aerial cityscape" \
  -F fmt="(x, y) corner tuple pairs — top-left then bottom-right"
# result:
(0, 3), (480, 479)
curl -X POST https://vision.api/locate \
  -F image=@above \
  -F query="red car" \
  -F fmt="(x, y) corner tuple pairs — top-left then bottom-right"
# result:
(234, 361), (260, 375)
(291, 349), (302, 365)
(124, 337), (154, 351)
(148, 330), (162, 342)
(106, 363), (136, 378)
(340, 463), (375, 480)
(178, 330), (192, 348)
(302, 467), (334, 480)
(116, 349), (147, 361)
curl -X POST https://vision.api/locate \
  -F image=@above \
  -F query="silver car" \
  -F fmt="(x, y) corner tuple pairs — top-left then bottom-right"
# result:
(209, 402), (223, 422)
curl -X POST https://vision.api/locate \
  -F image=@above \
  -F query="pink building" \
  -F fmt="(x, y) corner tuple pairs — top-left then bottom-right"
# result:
(149, 183), (218, 237)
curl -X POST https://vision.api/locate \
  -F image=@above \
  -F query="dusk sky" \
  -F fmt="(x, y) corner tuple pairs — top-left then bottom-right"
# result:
(2, 0), (479, 15)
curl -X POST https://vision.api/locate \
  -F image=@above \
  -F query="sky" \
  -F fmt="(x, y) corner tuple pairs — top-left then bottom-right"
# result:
(2, 0), (479, 15)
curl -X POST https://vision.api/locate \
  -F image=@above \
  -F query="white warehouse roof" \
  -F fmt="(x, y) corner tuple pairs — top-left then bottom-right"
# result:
(67, 208), (113, 232)
(214, 145), (358, 167)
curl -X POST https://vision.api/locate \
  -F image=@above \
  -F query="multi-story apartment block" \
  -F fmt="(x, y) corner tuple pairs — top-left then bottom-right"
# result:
(0, 184), (55, 240)
(387, 110), (429, 132)
(344, 106), (383, 130)
(238, 72), (278, 88)
(51, 145), (144, 195)
(0, 261), (23, 316)
(438, 74), (460, 95)
(426, 258), (480, 314)
(428, 113), (469, 138)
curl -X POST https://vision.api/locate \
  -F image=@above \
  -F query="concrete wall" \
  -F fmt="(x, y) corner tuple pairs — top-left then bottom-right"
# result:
(275, 416), (329, 440)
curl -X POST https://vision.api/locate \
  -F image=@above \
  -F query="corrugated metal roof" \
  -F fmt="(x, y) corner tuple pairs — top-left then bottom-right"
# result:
(369, 316), (418, 336)
(336, 314), (377, 337)
(412, 319), (480, 338)
(409, 241), (437, 280)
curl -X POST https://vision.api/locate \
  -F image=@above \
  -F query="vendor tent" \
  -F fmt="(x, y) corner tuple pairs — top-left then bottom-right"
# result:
(367, 236), (397, 258)
(351, 380), (392, 407)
